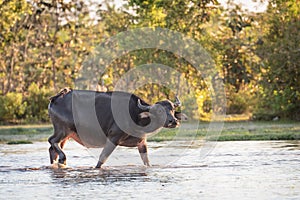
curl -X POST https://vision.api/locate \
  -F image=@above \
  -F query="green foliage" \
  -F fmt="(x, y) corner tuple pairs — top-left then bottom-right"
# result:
(0, 92), (27, 122)
(255, 0), (300, 120)
(227, 93), (247, 115)
(225, 85), (255, 115)
(0, 0), (299, 123)
(25, 83), (53, 122)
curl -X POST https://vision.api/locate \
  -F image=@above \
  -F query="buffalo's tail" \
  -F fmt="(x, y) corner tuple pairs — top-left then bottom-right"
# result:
(49, 87), (72, 103)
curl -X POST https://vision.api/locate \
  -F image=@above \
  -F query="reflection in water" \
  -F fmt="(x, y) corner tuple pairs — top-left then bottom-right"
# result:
(49, 166), (150, 184)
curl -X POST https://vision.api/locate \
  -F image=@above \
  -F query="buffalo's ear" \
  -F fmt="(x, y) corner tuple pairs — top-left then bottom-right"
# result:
(138, 112), (152, 126)
(139, 112), (151, 119)
(175, 111), (188, 121)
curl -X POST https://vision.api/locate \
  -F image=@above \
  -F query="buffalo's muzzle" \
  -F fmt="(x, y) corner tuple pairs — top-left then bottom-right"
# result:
(165, 119), (179, 128)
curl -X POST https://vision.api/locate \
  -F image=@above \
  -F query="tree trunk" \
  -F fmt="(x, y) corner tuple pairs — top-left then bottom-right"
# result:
(4, 45), (15, 95)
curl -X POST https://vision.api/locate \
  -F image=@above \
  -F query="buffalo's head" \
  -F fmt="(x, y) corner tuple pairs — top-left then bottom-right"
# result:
(137, 96), (183, 128)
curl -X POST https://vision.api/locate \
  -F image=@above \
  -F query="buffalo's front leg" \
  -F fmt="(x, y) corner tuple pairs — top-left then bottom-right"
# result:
(138, 141), (150, 166)
(96, 139), (117, 168)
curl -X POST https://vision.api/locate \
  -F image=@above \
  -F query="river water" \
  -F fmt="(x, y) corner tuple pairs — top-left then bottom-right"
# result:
(0, 140), (299, 199)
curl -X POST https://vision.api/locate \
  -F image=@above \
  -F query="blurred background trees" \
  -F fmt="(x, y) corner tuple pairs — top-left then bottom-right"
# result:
(255, 0), (300, 120)
(0, 0), (299, 123)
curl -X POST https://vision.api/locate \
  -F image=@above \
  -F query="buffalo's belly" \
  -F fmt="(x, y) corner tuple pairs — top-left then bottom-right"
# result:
(118, 135), (144, 147)
(73, 130), (107, 148)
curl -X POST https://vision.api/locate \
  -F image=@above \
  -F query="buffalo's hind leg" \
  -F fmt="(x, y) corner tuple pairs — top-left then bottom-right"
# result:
(48, 147), (58, 164)
(48, 130), (68, 166)
(48, 135), (69, 164)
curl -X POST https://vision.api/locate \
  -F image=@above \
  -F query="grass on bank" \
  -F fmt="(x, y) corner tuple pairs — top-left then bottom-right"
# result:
(148, 121), (300, 142)
(0, 121), (299, 144)
(0, 125), (52, 144)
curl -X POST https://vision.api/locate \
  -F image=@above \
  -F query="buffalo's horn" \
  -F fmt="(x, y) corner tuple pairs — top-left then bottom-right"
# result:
(137, 99), (151, 111)
(174, 96), (181, 107)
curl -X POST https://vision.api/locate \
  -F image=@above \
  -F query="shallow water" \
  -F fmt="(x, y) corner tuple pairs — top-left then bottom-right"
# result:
(0, 140), (299, 199)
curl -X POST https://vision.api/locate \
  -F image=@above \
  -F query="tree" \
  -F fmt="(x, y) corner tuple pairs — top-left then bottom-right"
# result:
(0, 0), (32, 94)
(124, 0), (221, 119)
(0, 0), (104, 123)
(256, 0), (300, 119)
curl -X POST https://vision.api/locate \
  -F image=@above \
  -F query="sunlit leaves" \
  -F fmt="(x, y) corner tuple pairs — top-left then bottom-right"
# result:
(255, 0), (300, 119)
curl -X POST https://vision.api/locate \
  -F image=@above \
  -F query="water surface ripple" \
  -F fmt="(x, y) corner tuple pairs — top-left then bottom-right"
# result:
(0, 141), (299, 199)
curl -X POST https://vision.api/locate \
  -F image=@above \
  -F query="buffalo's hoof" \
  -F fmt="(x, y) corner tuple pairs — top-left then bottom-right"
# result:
(95, 161), (103, 169)
(58, 163), (68, 169)
(58, 159), (66, 165)
(50, 162), (59, 169)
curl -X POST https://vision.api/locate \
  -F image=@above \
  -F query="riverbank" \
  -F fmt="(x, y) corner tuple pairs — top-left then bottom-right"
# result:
(152, 121), (300, 141)
(0, 121), (299, 144)
(0, 125), (52, 144)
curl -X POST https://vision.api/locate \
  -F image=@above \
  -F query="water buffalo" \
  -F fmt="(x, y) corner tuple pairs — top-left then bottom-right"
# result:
(48, 88), (183, 168)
